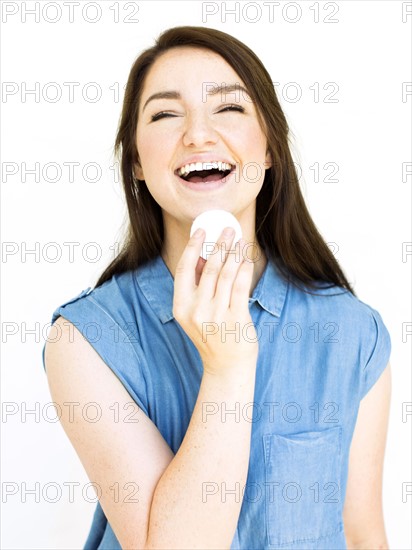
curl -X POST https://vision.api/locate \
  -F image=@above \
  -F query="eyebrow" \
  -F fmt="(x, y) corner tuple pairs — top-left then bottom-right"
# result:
(142, 83), (251, 112)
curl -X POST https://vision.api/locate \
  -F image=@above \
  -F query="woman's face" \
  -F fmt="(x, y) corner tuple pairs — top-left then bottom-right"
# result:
(135, 46), (272, 234)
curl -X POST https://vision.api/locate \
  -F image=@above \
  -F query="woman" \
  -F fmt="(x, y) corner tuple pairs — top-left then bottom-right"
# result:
(43, 26), (392, 549)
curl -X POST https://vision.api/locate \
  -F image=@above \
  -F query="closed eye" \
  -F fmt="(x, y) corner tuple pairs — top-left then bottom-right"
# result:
(150, 104), (245, 122)
(218, 104), (245, 114)
(150, 111), (177, 122)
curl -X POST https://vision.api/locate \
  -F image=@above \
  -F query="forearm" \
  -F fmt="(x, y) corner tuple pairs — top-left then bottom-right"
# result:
(347, 541), (388, 550)
(346, 524), (389, 550)
(145, 362), (257, 550)
(346, 535), (389, 550)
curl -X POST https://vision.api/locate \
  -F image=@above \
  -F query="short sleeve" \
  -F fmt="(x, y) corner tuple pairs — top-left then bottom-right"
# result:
(42, 288), (150, 418)
(359, 307), (391, 400)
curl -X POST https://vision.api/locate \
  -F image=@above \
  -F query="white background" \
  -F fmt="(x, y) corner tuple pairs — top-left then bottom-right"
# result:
(1, 0), (411, 548)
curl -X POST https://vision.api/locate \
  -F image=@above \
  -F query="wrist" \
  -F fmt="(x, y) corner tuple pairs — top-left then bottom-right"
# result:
(201, 358), (258, 382)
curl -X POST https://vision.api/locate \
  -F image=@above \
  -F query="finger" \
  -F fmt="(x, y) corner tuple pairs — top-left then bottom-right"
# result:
(173, 228), (205, 300)
(195, 256), (207, 286)
(196, 227), (236, 299)
(213, 238), (246, 310)
(229, 253), (254, 314)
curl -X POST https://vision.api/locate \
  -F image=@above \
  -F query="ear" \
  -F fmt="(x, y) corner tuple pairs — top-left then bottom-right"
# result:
(134, 161), (144, 181)
(264, 149), (272, 170)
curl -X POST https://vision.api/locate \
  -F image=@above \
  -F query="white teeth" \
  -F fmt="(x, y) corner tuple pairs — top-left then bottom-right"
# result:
(177, 161), (233, 177)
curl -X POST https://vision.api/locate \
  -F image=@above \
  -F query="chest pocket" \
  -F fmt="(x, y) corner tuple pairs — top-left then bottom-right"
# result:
(263, 426), (343, 546)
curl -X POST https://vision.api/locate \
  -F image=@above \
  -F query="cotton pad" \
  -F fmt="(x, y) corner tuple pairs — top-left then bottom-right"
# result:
(190, 210), (243, 260)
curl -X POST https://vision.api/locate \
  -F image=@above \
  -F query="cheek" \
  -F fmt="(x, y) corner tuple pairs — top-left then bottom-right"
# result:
(137, 131), (173, 172)
(230, 119), (266, 152)
(248, 124), (267, 151)
(237, 124), (268, 187)
(136, 136), (153, 166)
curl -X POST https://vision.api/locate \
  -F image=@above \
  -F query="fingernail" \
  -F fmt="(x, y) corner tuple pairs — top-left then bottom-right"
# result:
(193, 228), (204, 238)
(223, 227), (235, 237)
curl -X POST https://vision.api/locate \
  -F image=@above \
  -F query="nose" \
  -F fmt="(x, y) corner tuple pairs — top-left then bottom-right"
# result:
(182, 110), (219, 148)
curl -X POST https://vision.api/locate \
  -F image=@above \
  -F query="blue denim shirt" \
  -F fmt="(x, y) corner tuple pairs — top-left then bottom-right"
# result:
(41, 253), (391, 549)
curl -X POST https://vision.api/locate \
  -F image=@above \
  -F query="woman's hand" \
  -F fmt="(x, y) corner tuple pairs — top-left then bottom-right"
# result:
(172, 227), (259, 376)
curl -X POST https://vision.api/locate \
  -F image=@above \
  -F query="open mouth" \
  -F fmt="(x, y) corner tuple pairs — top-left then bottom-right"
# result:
(175, 161), (236, 184)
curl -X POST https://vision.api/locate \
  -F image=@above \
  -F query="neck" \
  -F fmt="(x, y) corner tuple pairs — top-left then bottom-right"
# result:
(160, 207), (268, 297)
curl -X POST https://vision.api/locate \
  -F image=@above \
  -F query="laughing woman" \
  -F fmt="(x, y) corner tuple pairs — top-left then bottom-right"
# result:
(42, 26), (391, 550)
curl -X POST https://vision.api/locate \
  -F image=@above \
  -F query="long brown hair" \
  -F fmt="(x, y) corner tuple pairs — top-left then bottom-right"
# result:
(95, 26), (355, 296)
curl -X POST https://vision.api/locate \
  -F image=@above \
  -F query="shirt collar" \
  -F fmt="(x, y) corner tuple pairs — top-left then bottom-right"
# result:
(135, 253), (289, 324)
